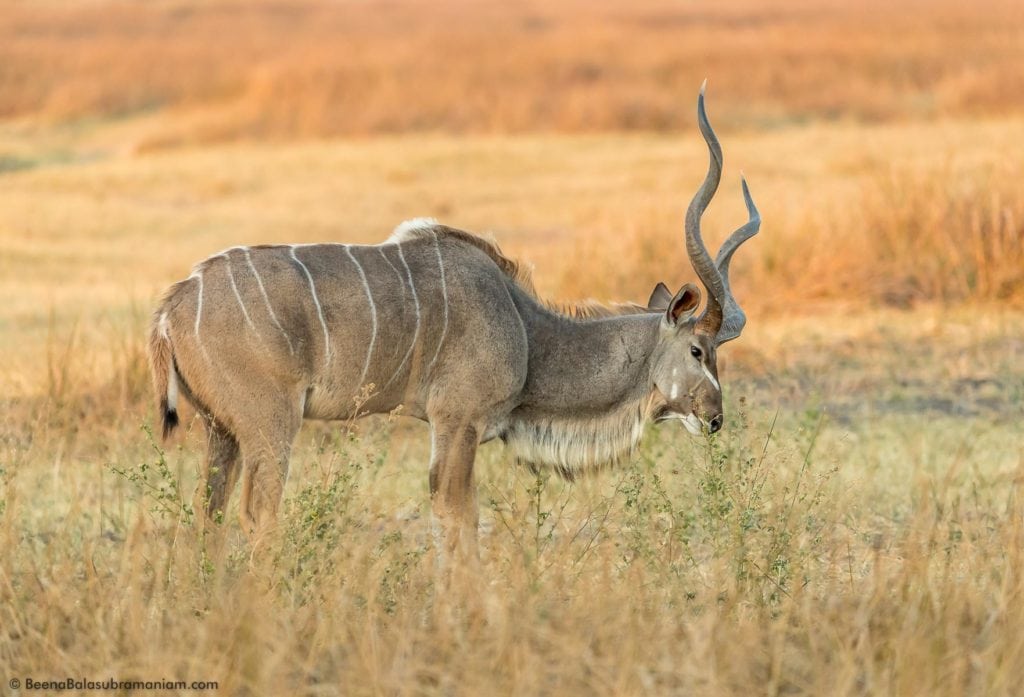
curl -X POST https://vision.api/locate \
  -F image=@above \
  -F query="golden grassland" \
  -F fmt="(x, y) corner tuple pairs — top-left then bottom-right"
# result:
(2, 0), (1024, 694)
(2, 306), (1023, 695)
(3, 0), (1024, 142)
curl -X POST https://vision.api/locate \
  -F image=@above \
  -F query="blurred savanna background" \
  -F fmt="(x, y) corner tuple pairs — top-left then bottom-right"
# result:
(2, 1), (1024, 694)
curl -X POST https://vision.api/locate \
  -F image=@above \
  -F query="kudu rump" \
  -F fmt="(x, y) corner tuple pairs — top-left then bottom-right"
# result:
(149, 88), (760, 553)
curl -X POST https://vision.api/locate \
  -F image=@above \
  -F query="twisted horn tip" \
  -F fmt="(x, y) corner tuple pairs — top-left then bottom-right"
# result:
(740, 177), (760, 221)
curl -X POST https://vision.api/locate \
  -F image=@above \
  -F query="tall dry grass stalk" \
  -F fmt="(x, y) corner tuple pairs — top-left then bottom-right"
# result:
(751, 162), (1024, 307)
(861, 166), (1024, 304)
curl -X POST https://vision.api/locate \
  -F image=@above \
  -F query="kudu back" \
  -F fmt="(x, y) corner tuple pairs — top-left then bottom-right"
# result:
(148, 87), (760, 554)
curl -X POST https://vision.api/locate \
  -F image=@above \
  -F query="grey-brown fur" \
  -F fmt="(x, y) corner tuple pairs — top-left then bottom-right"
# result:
(147, 87), (760, 554)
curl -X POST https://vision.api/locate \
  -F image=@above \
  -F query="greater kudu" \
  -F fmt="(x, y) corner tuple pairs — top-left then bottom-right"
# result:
(148, 87), (760, 555)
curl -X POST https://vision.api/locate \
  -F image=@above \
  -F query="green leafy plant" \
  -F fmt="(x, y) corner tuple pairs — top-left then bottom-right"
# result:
(108, 425), (195, 526)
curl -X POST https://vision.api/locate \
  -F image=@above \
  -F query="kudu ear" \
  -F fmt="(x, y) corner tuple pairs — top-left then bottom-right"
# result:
(647, 282), (673, 312)
(663, 283), (702, 327)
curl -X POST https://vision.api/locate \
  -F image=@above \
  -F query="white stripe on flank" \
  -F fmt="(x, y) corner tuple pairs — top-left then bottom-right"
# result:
(382, 242), (421, 391)
(427, 232), (449, 374)
(220, 253), (257, 333)
(291, 246), (332, 362)
(702, 364), (720, 391)
(158, 311), (170, 340)
(244, 248), (294, 354)
(192, 271), (204, 337)
(670, 384), (679, 400)
(379, 247), (406, 294)
(346, 246), (379, 390)
(190, 271), (213, 362)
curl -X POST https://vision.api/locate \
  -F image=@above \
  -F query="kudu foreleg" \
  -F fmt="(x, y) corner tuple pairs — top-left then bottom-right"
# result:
(428, 420), (481, 562)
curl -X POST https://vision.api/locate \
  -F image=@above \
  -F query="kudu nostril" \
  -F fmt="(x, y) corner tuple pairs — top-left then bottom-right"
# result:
(709, 414), (724, 433)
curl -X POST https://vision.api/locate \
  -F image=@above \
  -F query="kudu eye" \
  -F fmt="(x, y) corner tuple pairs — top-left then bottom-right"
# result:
(690, 346), (702, 359)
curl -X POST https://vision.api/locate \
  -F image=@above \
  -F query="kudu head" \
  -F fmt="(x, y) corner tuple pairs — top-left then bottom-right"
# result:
(649, 85), (761, 436)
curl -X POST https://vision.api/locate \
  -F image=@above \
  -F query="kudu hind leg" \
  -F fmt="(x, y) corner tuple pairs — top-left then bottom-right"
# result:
(237, 409), (302, 545)
(200, 418), (242, 525)
(428, 420), (481, 561)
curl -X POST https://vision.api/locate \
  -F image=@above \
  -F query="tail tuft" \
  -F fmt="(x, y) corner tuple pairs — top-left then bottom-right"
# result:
(160, 397), (180, 439)
(149, 309), (180, 440)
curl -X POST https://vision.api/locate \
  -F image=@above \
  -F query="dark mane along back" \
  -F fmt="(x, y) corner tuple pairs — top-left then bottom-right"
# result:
(393, 220), (648, 319)
(431, 225), (539, 297)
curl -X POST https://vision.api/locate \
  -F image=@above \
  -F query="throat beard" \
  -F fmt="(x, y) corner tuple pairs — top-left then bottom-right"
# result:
(501, 395), (659, 480)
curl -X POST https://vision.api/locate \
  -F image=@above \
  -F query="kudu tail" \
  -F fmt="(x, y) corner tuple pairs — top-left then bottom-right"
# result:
(148, 311), (180, 439)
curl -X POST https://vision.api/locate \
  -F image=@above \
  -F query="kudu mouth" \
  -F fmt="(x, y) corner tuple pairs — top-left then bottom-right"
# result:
(653, 405), (722, 435)
(657, 411), (708, 436)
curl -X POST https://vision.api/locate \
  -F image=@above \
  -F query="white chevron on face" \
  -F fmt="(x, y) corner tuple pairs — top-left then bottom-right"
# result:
(702, 363), (720, 391)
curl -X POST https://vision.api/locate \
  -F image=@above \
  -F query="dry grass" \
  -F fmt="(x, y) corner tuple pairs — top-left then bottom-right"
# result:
(2, 0), (1024, 146)
(2, 307), (1023, 695)
(3, 0), (1024, 694)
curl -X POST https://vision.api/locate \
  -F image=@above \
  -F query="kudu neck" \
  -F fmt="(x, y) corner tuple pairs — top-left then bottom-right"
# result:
(518, 306), (661, 414)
